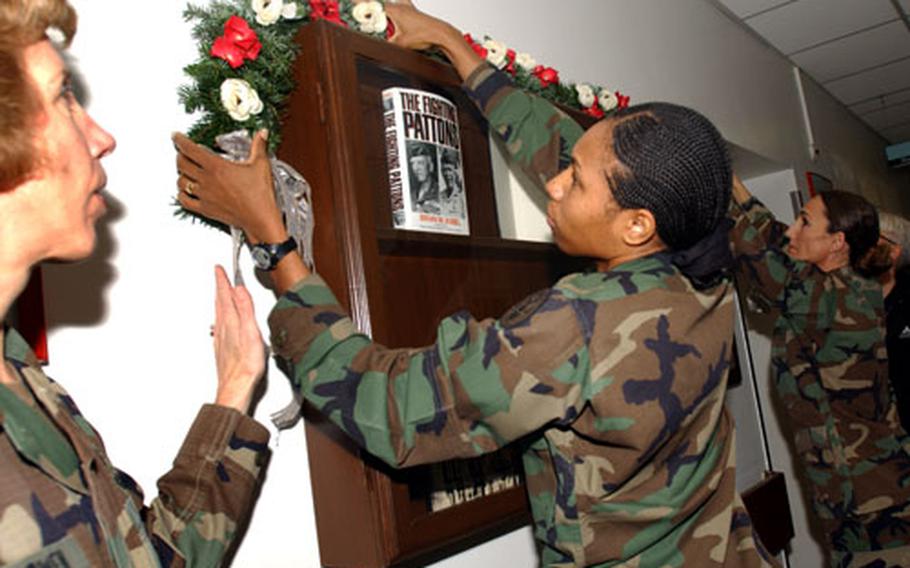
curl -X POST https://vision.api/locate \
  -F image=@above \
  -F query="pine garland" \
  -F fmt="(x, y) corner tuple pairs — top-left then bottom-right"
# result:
(180, 1), (304, 152)
(177, 0), (628, 226)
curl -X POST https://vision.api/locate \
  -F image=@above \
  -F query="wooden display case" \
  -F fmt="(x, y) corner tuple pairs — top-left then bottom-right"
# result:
(278, 21), (587, 566)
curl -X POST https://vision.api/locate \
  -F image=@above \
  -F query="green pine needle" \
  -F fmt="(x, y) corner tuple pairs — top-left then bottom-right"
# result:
(177, 0), (626, 231)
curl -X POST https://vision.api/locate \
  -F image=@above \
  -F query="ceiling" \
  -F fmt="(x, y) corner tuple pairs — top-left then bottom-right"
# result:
(715, 0), (910, 145)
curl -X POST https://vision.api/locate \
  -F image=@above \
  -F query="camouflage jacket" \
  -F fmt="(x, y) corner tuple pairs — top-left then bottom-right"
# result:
(268, 64), (773, 567)
(729, 192), (910, 526)
(0, 327), (270, 567)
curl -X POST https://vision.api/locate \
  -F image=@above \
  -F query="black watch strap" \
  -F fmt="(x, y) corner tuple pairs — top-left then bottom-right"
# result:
(249, 236), (297, 271)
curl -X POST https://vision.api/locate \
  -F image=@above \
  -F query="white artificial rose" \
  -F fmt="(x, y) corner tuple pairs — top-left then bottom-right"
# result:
(220, 79), (264, 122)
(514, 52), (536, 71)
(575, 84), (596, 108)
(598, 89), (619, 111)
(281, 1), (299, 19)
(352, 1), (388, 34)
(483, 38), (508, 69)
(44, 25), (66, 46)
(252, 0), (283, 26)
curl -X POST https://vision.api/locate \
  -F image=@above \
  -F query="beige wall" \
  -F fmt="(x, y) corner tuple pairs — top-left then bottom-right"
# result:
(800, 70), (910, 213)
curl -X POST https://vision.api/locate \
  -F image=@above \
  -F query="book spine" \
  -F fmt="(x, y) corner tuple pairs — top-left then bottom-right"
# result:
(382, 90), (406, 228)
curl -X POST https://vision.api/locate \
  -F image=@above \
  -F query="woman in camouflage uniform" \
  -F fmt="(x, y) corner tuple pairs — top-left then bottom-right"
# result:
(730, 179), (910, 567)
(174, 1), (777, 565)
(0, 1), (270, 564)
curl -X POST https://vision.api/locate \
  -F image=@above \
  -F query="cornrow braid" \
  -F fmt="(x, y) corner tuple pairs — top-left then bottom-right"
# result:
(609, 103), (732, 251)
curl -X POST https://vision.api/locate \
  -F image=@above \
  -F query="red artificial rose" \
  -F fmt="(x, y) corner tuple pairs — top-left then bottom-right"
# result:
(385, 17), (396, 39)
(463, 33), (489, 57)
(504, 49), (517, 75)
(532, 65), (559, 88)
(310, 0), (346, 26)
(617, 92), (630, 109)
(210, 15), (262, 69)
(585, 100), (605, 119)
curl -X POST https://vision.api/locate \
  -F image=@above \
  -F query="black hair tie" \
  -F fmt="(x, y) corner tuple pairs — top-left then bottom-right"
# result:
(671, 218), (735, 290)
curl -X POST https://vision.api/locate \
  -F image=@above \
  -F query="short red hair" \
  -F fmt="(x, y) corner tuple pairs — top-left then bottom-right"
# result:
(0, 0), (77, 192)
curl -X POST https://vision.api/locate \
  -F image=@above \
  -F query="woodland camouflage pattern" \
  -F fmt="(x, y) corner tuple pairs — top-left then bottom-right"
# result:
(269, 64), (774, 566)
(729, 193), (910, 567)
(0, 327), (270, 567)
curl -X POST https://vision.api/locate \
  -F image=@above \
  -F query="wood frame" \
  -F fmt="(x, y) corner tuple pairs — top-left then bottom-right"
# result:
(277, 21), (589, 566)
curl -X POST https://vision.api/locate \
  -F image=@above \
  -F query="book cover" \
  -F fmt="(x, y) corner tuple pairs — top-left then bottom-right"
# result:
(382, 87), (469, 235)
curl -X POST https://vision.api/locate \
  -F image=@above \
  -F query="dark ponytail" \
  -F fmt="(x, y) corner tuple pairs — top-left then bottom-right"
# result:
(820, 190), (891, 278)
(859, 241), (894, 278)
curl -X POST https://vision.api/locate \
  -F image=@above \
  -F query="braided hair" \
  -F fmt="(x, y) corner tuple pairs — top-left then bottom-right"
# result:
(607, 103), (733, 288)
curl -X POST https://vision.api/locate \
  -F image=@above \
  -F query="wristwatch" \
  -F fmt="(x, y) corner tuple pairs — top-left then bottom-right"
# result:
(249, 236), (297, 271)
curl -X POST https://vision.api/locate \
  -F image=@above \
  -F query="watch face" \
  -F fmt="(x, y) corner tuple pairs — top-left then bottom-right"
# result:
(249, 236), (295, 271)
(251, 246), (272, 270)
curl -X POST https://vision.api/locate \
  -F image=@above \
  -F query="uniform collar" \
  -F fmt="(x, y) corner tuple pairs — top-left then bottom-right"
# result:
(2, 326), (87, 493)
(607, 250), (675, 274)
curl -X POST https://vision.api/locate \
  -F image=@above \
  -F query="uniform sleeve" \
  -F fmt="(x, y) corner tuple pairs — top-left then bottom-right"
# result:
(728, 188), (801, 306)
(463, 63), (585, 191)
(140, 405), (270, 566)
(268, 275), (589, 468)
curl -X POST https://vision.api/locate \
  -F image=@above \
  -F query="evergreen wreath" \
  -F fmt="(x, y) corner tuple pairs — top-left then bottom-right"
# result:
(178, 0), (629, 222)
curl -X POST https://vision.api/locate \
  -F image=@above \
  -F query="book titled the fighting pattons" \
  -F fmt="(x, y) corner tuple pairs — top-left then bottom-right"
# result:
(382, 87), (469, 235)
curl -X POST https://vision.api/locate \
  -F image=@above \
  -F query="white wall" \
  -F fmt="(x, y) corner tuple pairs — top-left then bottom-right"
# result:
(46, 1), (906, 567)
(56, 2), (317, 567)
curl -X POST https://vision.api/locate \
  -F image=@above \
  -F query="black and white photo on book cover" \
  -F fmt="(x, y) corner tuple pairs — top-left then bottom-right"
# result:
(382, 86), (469, 235)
